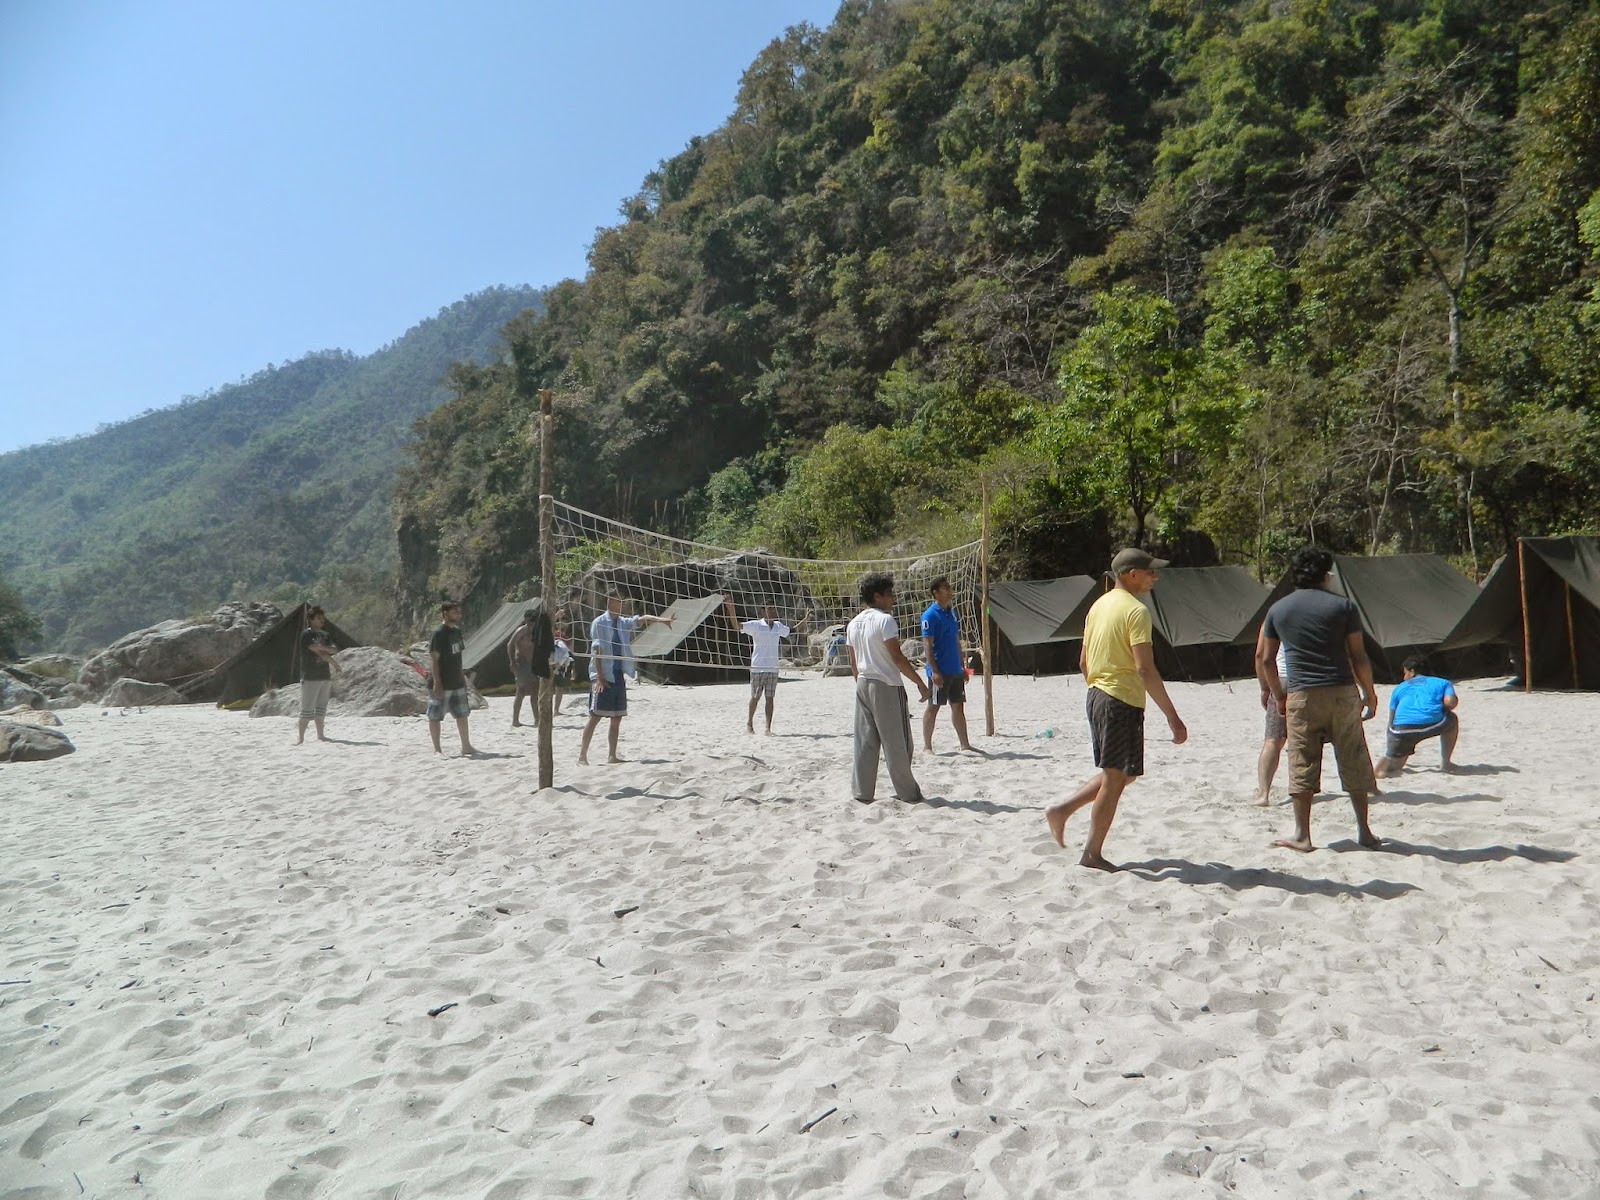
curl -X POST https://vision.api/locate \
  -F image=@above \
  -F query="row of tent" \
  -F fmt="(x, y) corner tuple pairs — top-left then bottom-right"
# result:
(196, 538), (1599, 700)
(986, 538), (1600, 689)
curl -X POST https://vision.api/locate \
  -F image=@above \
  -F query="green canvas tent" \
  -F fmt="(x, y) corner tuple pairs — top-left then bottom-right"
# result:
(1134, 566), (1271, 680)
(462, 600), (542, 689)
(1442, 537), (1600, 689)
(986, 577), (1097, 675)
(207, 602), (361, 706)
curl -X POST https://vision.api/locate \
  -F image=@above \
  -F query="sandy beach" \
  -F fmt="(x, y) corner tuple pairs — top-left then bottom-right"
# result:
(3, 674), (1599, 1199)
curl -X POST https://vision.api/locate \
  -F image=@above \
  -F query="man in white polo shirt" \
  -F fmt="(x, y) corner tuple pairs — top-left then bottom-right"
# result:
(725, 597), (810, 734)
(846, 572), (930, 804)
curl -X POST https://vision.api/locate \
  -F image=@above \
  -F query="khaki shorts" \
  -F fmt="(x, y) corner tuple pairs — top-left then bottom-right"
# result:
(1286, 686), (1376, 796)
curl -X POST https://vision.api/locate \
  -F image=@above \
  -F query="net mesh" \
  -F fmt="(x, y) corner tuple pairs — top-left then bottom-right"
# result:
(548, 499), (983, 675)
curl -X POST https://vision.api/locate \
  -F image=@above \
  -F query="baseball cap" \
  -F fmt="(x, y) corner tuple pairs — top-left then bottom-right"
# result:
(1111, 547), (1169, 574)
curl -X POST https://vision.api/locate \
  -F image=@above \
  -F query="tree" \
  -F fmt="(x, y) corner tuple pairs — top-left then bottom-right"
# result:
(0, 572), (42, 660)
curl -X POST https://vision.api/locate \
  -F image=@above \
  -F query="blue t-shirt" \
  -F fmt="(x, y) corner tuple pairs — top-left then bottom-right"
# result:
(920, 602), (962, 675)
(1390, 675), (1455, 727)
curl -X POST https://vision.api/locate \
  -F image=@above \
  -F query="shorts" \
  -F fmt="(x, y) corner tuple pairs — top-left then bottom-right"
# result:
(1264, 703), (1287, 741)
(1286, 686), (1376, 795)
(750, 671), (778, 700)
(426, 688), (472, 721)
(1386, 711), (1457, 758)
(928, 671), (967, 707)
(590, 674), (627, 717)
(300, 678), (331, 719)
(513, 661), (538, 689)
(1086, 687), (1144, 777)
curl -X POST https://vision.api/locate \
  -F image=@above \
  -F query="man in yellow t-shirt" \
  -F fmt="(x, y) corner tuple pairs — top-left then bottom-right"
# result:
(1046, 548), (1188, 870)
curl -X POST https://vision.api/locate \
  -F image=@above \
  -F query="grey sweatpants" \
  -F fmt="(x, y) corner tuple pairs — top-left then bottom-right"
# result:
(852, 678), (923, 803)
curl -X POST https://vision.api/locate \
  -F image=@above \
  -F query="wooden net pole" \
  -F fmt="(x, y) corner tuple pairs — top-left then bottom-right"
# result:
(537, 388), (556, 790)
(980, 478), (995, 737)
(1517, 539), (1532, 694)
(1566, 580), (1579, 690)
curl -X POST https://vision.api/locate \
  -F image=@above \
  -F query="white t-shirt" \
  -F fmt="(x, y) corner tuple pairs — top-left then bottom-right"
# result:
(846, 608), (902, 685)
(741, 619), (790, 672)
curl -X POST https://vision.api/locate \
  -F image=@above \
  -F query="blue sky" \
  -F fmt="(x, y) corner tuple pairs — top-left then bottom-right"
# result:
(0, 0), (842, 453)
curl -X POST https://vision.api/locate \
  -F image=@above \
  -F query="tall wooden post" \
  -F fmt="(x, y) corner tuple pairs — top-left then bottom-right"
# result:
(1566, 581), (1579, 690)
(1517, 539), (1532, 695)
(537, 389), (556, 790)
(980, 479), (995, 737)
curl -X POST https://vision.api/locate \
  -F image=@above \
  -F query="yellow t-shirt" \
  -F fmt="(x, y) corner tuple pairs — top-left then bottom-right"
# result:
(1082, 587), (1152, 709)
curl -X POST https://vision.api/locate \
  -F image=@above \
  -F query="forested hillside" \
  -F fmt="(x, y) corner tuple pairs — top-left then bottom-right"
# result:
(394, 0), (1600, 618)
(0, 287), (541, 650)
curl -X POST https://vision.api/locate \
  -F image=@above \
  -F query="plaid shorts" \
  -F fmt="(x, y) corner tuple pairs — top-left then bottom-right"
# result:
(1087, 687), (1144, 777)
(425, 688), (472, 721)
(750, 671), (778, 700)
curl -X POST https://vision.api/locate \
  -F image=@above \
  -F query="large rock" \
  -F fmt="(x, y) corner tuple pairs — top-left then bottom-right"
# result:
(0, 721), (74, 762)
(1, 705), (64, 727)
(249, 646), (485, 718)
(101, 678), (183, 707)
(80, 601), (283, 696)
(0, 670), (46, 711)
(17, 654), (83, 680)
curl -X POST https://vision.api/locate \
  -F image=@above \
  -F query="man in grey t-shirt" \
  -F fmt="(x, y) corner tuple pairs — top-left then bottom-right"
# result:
(1256, 546), (1380, 852)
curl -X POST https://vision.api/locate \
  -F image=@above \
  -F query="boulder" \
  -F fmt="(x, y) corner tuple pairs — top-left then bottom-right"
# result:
(0, 670), (46, 711)
(250, 646), (485, 718)
(80, 601), (283, 695)
(1, 706), (64, 727)
(0, 721), (74, 762)
(101, 678), (183, 707)
(46, 696), (84, 711)
(17, 654), (83, 680)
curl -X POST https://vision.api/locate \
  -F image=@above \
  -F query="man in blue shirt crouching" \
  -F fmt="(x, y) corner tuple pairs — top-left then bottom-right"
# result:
(1376, 654), (1461, 777)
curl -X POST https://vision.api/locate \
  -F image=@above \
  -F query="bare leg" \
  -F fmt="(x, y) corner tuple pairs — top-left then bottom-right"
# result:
(429, 720), (443, 754)
(314, 716), (327, 742)
(1375, 753), (1408, 778)
(1350, 791), (1380, 848)
(607, 716), (624, 762)
(296, 717), (309, 745)
(455, 716), (474, 755)
(1254, 737), (1285, 805)
(552, 686), (564, 715)
(949, 703), (972, 751)
(1046, 774), (1102, 847)
(1275, 792), (1314, 852)
(512, 685), (529, 726)
(579, 713), (602, 764)
(764, 694), (775, 734)
(922, 702), (937, 753)
(747, 693), (759, 734)
(1440, 721), (1459, 769)
(1080, 769), (1131, 870)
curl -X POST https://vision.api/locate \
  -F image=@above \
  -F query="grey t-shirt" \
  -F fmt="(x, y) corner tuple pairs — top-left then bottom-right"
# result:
(1262, 588), (1364, 691)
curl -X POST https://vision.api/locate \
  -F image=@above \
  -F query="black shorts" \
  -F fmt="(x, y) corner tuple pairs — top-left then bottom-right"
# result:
(1386, 711), (1456, 758)
(1086, 687), (1144, 777)
(929, 672), (966, 706)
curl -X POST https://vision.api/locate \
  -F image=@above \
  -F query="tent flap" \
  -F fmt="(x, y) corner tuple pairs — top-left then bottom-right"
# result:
(986, 577), (1098, 646)
(630, 593), (727, 659)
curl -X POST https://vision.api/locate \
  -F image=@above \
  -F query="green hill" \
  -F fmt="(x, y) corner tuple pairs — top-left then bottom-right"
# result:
(393, 0), (1600, 613)
(0, 286), (542, 651)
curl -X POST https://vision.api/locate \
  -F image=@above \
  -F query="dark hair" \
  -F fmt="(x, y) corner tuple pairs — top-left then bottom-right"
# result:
(859, 572), (895, 606)
(441, 599), (461, 612)
(605, 590), (624, 602)
(524, 608), (539, 623)
(1289, 546), (1335, 590)
(306, 605), (325, 621)
(928, 575), (950, 595)
(1402, 654), (1431, 675)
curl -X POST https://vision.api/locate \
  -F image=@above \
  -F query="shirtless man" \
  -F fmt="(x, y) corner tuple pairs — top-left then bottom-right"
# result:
(506, 608), (545, 728)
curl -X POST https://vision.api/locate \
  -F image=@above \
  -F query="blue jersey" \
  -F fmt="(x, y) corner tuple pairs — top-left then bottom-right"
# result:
(920, 602), (963, 675)
(1390, 675), (1454, 727)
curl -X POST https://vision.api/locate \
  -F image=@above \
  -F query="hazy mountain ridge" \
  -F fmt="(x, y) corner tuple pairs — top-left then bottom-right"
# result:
(1, 286), (544, 651)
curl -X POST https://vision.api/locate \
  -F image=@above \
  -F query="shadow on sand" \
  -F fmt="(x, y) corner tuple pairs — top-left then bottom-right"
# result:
(922, 795), (1028, 815)
(1374, 789), (1504, 806)
(1329, 839), (1576, 865)
(1124, 857), (1419, 900)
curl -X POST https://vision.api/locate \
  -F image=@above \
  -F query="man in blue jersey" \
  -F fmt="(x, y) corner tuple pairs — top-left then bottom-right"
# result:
(1375, 655), (1461, 777)
(921, 576), (974, 753)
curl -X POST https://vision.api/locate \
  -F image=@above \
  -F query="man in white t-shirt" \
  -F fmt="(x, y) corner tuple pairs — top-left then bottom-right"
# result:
(725, 597), (810, 735)
(845, 573), (930, 804)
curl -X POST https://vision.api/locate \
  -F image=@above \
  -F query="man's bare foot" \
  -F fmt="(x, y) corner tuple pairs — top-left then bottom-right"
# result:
(511, 720), (522, 728)
(1079, 852), (1118, 872)
(317, 735), (330, 742)
(294, 737), (304, 746)
(746, 725), (755, 734)
(578, 754), (589, 765)
(1356, 831), (1383, 849)
(608, 755), (627, 764)
(1251, 792), (1271, 807)
(1273, 837), (1314, 852)
(1046, 804), (1069, 847)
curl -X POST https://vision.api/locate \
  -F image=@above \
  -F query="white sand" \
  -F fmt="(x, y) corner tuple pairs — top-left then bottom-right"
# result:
(3, 675), (1599, 1199)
